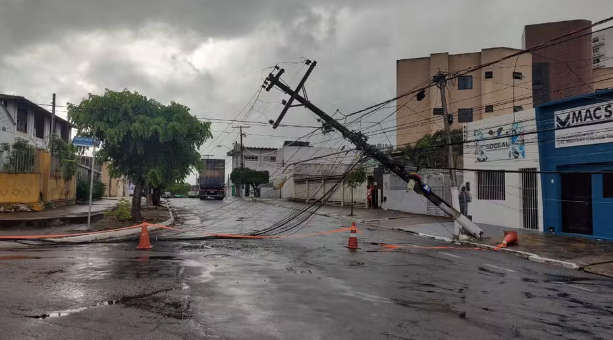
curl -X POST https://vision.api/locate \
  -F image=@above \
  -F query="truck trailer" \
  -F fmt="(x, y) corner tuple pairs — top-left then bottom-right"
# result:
(199, 159), (225, 200)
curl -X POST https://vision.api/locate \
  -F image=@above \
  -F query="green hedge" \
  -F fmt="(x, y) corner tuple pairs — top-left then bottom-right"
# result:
(77, 180), (106, 200)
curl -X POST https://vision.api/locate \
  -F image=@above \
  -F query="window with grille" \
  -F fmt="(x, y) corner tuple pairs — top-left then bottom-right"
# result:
(477, 171), (505, 200)
(458, 76), (473, 90)
(513, 71), (523, 80)
(262, 156), (277, 162)
(484, 71), (493, 79)
(433, 108), (444, 116)
(458, 108), (473, 123)
(485, 105), (494, 113)
(244, 155), (258, 161)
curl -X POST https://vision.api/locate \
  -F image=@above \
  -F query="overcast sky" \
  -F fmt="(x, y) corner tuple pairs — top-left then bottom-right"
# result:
(2, 0), (612, 183)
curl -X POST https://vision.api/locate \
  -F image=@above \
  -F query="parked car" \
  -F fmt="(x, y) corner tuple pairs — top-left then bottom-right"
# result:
(162, 192), (172, 198)
(187, 191), (198, 198)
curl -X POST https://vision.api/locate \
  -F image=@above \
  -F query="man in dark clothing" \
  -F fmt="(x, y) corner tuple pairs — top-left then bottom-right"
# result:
(459, 186), (470, 216)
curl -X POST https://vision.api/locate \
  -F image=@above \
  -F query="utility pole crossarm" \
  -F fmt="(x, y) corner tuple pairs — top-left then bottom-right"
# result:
(264, 63), (483, 238)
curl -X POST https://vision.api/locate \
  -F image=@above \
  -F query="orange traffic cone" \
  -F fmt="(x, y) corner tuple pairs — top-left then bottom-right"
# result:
(499, 231), (518, 248)
(137, 224), (153, 250)
(347, 222), (359, 249)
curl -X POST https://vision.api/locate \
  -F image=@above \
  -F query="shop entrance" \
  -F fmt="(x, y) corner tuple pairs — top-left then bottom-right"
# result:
(561, 173), (593, 235)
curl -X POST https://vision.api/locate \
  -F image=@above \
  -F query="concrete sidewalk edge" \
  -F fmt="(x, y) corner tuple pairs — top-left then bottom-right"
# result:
(43, 201), (175, 243)
(394, 227), (583, 271)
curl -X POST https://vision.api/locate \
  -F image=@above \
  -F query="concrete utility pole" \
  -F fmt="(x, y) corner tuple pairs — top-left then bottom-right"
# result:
(232, 124), (250, 198)
(433, 72), (462, 236)
(264, 60), (483, 238)
(433, 72), (457, 188)
(50, 93), (56, 155)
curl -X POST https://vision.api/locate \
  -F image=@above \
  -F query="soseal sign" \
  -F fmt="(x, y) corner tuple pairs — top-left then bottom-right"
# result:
(554, 100), (613, 148)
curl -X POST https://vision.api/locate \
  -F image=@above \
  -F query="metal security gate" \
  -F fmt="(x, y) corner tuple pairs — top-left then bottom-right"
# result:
(520, 168), (539, 230)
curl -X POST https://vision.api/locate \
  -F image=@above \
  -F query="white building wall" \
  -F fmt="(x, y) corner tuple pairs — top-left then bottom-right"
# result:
(462, 109), (543, 231)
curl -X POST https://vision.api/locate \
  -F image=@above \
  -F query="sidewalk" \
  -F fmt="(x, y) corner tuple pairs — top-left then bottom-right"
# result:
(392, 220), (613, 278)
(0, 198), (119, 228)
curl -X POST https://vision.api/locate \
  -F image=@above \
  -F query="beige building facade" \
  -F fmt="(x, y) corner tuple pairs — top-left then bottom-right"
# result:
(396, 48), (533, 147)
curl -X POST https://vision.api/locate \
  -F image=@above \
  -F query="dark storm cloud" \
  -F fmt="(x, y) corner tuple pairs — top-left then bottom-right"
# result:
(1, 0), (613, 161)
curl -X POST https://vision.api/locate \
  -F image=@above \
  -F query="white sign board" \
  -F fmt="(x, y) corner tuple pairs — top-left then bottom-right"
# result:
(471, 121), (526, 162)
(555, 100), (613, 148)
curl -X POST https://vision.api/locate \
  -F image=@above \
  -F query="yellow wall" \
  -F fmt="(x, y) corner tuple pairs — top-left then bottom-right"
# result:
(38, 150), (76, 203)
(0, 173), (41, 203)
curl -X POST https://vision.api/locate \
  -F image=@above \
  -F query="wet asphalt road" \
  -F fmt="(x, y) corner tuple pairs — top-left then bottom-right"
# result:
(1, 198), (613, 339)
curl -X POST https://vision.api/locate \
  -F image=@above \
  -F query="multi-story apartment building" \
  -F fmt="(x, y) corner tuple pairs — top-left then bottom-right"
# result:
(396, 48), (532, 146)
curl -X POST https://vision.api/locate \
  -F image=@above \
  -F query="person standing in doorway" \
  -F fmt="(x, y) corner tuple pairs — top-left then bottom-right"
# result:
(367, 185), (373, 209)
(459, 185), (470, 216)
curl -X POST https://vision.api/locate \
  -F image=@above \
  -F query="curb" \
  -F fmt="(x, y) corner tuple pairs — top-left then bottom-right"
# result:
(394, 227), (582, 271)
(44, 201), (175, 243)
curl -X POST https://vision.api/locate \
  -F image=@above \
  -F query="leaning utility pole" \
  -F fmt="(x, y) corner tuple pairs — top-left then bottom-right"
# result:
(434, 72), (462, 236)
(232, 124), (250, 198)
(264, 60), (483, 238)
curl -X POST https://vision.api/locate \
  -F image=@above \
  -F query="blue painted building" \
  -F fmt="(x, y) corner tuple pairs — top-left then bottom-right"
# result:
(536, 89), (613, 240)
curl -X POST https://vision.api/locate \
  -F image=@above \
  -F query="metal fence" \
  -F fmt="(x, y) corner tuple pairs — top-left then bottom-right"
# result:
(0, 148), (40, 174)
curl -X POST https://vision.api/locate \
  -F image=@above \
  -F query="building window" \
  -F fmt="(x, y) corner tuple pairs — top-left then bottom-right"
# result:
(593, 37), (600, 43)
(604, 173), (613, 198)
(262, 156), (277, 162)
(17, 108), (28, 133)
(485, 105), (494, 113)
(458, 76), (473, 90)
(458, 108), (473, 123)
(484, 71), (493, 79)
(512, 72), (523, 80)
(477, 171), (505, 200)
(244, 155), (258, 161)
(433, 108), (444, 116)
(594, 58), (601, 65)
(594, 47), (600, 54)
(513, 106), (523, 112)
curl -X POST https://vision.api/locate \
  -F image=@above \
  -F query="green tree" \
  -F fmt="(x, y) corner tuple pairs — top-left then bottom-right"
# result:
(344, 165), (367, 216)
(68, 89), (212, 220)
(230, 168), (269, 197)
(168, 182), (191, 195)
(400, 129), (463, 168)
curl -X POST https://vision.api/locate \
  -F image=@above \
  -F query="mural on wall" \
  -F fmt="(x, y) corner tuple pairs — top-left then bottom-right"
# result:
(473, 121), (525, 162)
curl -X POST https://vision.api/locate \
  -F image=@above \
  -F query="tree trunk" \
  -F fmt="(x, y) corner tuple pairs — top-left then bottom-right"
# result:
(131, 178), (143, 221)
(145, 183), (152, 207)
(350, 187), (354, 216)
(152, 187), (161, 206)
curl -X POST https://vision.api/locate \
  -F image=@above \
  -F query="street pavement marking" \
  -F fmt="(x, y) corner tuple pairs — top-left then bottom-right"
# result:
(552, 281), (596, 292)
(438, 252), (461, 259)
(484, 263), (516, 273)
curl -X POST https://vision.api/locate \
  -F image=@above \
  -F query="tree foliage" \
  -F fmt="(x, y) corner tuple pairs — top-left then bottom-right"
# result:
(169, 182), (191, 195)
(68, 89), (212, 220)
(399, 129), (463, 168)
(231, 168), (270, 187)
(344, 165), (367, 189)
(49, 135), (78, 178)
(0, 138), (36, 173)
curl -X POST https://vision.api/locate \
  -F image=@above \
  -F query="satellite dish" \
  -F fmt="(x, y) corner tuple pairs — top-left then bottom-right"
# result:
(273, 175), (288, 190)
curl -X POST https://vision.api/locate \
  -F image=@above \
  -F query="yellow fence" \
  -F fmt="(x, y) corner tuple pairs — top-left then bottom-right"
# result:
(0, 174), (41, 204)
(0, 149), (76, 211)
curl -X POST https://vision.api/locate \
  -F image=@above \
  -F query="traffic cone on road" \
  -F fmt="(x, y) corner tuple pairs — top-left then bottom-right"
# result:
(137, 224), (153, 250)
(499, 231), (518, 248)
(347, 222), (359, 249)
